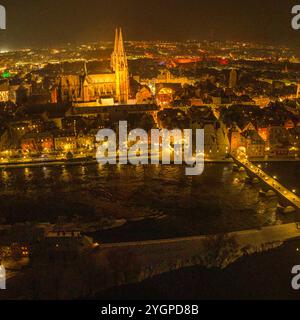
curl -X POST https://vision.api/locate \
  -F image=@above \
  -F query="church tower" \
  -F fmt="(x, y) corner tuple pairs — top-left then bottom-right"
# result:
(111, 28), (119, 72)
(111, 28), (130, 104)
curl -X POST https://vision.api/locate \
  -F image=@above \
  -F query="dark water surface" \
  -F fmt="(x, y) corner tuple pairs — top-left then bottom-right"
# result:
(0, 162), (299, 241)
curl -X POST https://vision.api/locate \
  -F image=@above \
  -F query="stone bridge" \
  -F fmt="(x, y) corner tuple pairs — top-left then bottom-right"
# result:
(231, 155), (300, 212)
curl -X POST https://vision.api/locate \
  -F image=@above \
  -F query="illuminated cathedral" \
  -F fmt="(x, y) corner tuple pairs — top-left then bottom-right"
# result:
(56, 28), (130, 105)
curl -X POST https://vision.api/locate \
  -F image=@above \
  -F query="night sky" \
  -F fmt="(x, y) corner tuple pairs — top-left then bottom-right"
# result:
(0, 0), (299, 49)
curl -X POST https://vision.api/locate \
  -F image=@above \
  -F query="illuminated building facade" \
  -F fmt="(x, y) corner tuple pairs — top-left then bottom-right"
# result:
(229, 69), (238, 89)
(57, 28), (130, 105)
(0, 83), (9, 102)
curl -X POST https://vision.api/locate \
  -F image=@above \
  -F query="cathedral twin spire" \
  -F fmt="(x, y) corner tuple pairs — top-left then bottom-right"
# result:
(111, 28), (126, 71)
(111, 28), (129, 104)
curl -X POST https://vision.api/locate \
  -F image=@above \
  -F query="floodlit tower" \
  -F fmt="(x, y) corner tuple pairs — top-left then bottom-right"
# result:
(111, 28), (119, 72)
(111, 28), (130, 104)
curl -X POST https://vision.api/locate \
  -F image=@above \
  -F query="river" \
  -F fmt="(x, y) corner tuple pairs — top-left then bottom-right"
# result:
(0, 162), (299, 242)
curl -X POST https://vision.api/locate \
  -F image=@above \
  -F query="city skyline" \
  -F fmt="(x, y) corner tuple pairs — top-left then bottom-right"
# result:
(0, 0), (300, 302)
(0, 0), (299, 50)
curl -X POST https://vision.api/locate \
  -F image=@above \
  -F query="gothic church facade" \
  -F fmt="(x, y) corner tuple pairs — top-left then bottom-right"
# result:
(57, 28), (130, 105)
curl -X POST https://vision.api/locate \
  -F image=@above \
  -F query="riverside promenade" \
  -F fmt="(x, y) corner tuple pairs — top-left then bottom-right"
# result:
(99, 223), (300, 250)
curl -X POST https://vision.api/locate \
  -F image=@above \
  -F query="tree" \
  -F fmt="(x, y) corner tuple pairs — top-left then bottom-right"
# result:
(66, 151), (73, 160)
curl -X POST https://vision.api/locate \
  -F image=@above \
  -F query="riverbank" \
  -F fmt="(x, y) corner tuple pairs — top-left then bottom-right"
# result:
(87, 223), (300, 300)
(0, 156), (299, 169)
(92, 237), (300, 300)
(2, 223), (300, 299)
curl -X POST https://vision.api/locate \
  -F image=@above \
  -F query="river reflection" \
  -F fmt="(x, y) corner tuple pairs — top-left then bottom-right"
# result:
(0, 162), (299, 237)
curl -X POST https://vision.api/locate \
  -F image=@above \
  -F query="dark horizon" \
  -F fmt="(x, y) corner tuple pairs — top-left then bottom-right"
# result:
(0, 0), (299, 50)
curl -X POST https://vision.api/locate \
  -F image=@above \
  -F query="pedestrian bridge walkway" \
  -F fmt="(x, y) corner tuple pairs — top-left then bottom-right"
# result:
(231, 155), (300, 212)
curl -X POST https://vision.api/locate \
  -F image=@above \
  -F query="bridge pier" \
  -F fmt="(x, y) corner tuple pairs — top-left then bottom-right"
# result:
(276, 203), (297, 214)
(277, 195), (297, 210)
(245, 176), (259, 185)
(259, 189), (276, 197)
(260, 183), (271, 193)
(231, 154), (300, 214)
(244, 168), (260, 184)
